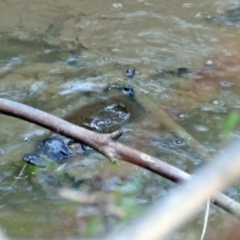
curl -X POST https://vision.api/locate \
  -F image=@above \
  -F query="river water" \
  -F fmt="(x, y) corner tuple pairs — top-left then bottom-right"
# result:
(1, 0), (240, 239)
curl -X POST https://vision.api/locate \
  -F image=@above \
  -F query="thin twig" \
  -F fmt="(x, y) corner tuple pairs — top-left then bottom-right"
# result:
(200, 199), (210, 240)
(11, 163), (27, 186)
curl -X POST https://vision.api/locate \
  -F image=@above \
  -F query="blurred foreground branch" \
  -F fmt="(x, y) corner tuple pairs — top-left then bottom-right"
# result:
(0, 227), (9, 240)
(104, 140), (240, 240)
(0, 98), (240, 220)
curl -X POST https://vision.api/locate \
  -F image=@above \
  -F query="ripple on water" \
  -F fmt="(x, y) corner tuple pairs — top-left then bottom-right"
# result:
(193, 124), (209, 132)
(59, 79), (106, 95)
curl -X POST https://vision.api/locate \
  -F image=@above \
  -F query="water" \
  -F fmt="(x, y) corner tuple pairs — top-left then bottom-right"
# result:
(1, 0), (240, 239)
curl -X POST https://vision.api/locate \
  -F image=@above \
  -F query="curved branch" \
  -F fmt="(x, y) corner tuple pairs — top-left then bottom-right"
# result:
(0, 97), (240, 219)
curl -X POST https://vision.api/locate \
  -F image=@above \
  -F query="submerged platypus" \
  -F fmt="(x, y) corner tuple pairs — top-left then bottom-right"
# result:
(22, 86), (143, 167)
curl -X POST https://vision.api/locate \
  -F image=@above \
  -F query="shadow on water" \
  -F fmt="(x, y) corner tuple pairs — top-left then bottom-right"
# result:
(1, 0), (240, 239)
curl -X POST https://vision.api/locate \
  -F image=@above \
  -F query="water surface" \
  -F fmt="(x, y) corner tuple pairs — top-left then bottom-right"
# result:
(1, 0), (240, 239)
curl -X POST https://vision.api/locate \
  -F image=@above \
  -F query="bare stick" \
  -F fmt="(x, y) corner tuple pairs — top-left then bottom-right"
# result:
(0, 97), (240, 219)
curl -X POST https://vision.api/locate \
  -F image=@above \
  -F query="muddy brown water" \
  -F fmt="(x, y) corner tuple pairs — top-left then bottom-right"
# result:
(1, 0), (240, 239)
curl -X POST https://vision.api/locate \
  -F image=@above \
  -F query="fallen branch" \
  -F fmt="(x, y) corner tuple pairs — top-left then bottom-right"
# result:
(0, 97), (240, 219)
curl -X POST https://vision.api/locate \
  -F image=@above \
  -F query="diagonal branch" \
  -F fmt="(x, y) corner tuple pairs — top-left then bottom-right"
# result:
(0, 97), (240, 220)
